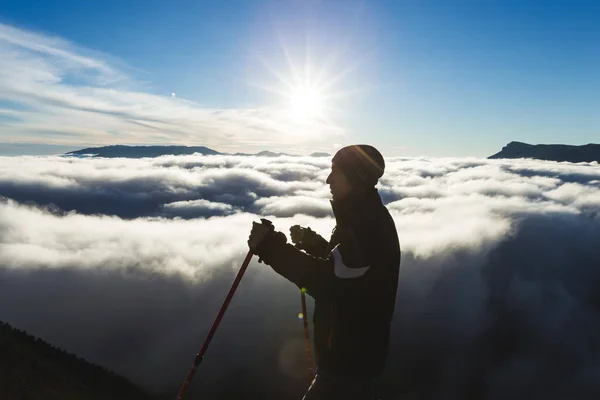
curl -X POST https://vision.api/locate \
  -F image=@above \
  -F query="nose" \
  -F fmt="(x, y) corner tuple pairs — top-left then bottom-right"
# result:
(326, 172), (332, 185)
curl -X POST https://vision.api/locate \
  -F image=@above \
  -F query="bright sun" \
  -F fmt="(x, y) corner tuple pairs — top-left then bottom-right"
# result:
(251, 38), (360, 127)
(288, 84), (325, 120)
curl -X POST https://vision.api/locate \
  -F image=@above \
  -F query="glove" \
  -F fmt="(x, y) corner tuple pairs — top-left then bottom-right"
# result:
(248, 219), (287, 264)
(248, 220), (274, 253)
(290, 225), (324, 250)
(289, 225), (310, 248)
(289, 225), (328, 256)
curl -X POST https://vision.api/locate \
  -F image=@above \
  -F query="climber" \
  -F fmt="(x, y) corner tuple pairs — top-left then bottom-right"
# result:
(248, 144), (401, 400)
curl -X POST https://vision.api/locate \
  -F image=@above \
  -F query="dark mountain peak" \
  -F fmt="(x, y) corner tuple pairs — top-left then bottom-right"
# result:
(505, 141), (533, 148)
(67, 145), (222, 158)
(65, 145), (330, 158)
(255, 150), (281, 157)
(489, 141), (600, 163)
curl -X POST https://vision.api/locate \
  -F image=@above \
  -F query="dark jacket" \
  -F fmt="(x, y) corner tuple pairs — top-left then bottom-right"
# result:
(256, 188), (401, 379)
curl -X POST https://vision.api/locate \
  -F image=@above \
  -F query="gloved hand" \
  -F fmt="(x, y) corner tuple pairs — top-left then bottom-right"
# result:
(248, 220), (274, 253)
(289, 225), (327, 253)
(248, 219), (287, 264)
(289, 225), (310, 248)
(290, 225), (329, 257)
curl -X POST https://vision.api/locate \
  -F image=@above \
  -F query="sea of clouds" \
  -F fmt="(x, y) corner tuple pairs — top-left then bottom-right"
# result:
(1, 154), (600, 399)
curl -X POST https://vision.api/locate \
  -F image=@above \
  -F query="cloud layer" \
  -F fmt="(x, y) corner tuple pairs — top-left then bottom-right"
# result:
(1, 154), (600, 399)
(0, 23), (343, 152)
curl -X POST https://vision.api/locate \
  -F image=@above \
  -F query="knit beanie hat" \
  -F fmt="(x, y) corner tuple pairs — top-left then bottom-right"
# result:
(331, 144), (385, 187)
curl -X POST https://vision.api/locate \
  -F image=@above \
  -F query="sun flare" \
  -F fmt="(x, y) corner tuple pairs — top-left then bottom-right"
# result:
(288, 84), (325, 120)
(251, 37), (364, 129)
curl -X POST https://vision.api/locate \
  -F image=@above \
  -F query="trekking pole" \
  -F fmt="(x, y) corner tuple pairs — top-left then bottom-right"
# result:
(175, 249), (253, 400)
(300, 288), (315, 384)
(175, 219), (272, 400)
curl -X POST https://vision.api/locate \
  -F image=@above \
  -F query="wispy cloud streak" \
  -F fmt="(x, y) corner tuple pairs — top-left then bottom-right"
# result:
(0, 23), (344, 151)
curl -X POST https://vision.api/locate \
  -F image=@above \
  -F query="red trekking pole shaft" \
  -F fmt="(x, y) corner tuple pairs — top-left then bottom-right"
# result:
(175, 249), (254, 400)
(301, 289), (314, 384)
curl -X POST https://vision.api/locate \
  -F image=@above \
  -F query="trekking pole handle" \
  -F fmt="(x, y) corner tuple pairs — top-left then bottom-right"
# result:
(260, 218), (273, 229)
(257, 219), (274, 264)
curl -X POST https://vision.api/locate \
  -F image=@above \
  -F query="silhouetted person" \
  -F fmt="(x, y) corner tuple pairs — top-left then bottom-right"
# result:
(248, 145), (401, 400)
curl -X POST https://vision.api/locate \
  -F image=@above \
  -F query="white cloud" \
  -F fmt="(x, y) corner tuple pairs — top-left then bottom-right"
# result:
(254, 195), (332, 218)
(0, 198), (252, 279)
(0, 23), (344, 150)
(545, 182), (600, 208)
(1, 155), (600, 398)
(162, 198), (236, 218)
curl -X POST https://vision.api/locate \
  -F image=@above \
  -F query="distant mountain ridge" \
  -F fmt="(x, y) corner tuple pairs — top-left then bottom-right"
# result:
(0, 320), (156, 400)
(66, 145), (330, 158)
(489, 141), (600, 163)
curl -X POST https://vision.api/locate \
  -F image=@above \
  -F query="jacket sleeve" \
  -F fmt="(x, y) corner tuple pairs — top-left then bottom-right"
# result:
(256, 228), (373, 300)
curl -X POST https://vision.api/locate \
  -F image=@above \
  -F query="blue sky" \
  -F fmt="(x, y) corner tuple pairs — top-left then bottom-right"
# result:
(1, 0), (599, 157)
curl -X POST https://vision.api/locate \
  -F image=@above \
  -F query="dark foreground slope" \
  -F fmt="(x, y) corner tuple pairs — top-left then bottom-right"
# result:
(0, 321), (157, 400)
(489, 141), (600, 162)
